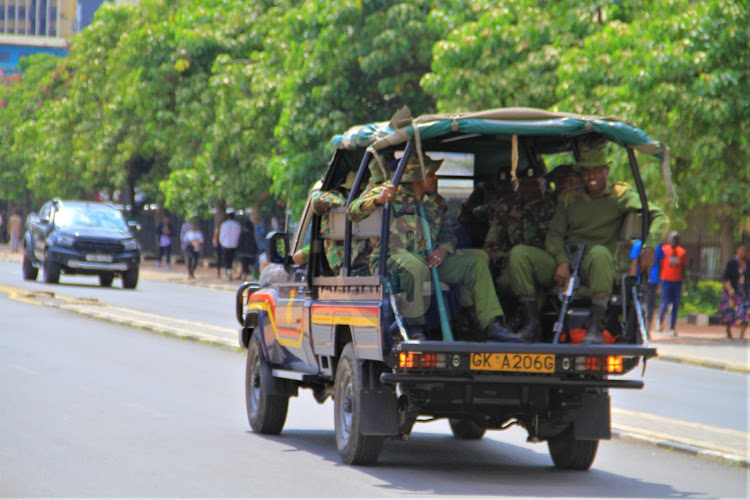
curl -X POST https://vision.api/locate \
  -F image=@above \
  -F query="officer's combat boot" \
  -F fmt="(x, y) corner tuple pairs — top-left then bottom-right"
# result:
(485, 317), (522, 342)
(516, 297), (541, 343)
(583, 303), (607, 344)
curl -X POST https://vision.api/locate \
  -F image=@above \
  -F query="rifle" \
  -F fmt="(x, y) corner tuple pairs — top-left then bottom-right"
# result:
(552, 242), (585, 344)
(386, 280), (410, 342)
(417, 204), (454, 342)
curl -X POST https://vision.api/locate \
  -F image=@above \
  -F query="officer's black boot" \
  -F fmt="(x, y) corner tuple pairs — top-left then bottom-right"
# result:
(516, 297), (541, 343)
(583, 304), (607, 344)
(485, 317), (522, 342)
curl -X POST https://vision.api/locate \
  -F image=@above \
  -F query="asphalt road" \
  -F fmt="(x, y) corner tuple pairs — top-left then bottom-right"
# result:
(2, 294), (747, 498)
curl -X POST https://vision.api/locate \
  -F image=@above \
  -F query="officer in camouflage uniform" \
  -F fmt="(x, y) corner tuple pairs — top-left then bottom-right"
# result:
(387, 154), (520, 342)
(492, 164), (581, 339)
(311, 171), (371, 275)
(458, 170), (516, 248)
(509, 148), (668, 344)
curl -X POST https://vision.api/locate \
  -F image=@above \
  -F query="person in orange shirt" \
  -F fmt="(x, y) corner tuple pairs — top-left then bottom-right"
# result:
(657, 231), (688, 336)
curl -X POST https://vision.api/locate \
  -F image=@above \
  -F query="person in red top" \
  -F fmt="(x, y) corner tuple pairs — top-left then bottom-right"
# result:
(657, 231), (688, 336)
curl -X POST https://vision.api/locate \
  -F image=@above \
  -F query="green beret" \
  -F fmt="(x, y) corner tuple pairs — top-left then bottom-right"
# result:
(401, 154), (444, 183)
(575, 148), (610, 169)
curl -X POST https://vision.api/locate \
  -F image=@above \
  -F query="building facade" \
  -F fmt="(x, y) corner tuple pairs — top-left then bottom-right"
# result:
(0, 0), (77, 74)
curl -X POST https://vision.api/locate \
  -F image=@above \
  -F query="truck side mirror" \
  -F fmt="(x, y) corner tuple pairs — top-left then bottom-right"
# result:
(266, 231), (290, 265)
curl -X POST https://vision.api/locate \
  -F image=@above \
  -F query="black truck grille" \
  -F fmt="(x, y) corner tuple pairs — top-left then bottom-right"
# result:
(74, 239), (124, 254)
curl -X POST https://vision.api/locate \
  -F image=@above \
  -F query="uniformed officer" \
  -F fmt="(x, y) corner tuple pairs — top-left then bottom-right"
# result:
(458, 169), (516, 248)
(508, 148), (668, 344)
(386, 154), (520, 342)
(496, 164), (581, 339)
(311, 171), (371, 275)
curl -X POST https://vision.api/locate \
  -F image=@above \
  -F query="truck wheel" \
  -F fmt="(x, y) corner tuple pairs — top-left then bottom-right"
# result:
(22, 249), (38, 281)
(245, 334), (288, 435)
(449, 418), (486, 440)
(122, 267), (139, 289)
(547, 426), (598, 470)
(334, 343), (384, 465)
(43, 256), (60, 284)
(99, 273), (114, 287)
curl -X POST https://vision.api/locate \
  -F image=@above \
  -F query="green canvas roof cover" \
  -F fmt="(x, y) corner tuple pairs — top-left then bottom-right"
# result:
(331, 107), (666, 157)
(330, 107), (675, 203)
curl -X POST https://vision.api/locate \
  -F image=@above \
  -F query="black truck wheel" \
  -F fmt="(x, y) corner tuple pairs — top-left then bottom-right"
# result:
(122, 267), (139, 289)
(245, 334), (288, 435)
(99, 273), (114, 287)
(334, 343), (384, 465)
(43, 256), (60, 284)
(449, 418), (486, 440)
(22, 249), (38, 281)
(547, 426), (599, 470)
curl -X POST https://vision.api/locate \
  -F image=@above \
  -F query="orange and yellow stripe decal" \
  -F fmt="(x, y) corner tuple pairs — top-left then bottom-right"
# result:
(247, 291), (303, 348)
(311, 304), (379, 328)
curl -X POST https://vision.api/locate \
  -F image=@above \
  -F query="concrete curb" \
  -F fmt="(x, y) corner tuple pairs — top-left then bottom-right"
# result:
(612, 428), (750, 468)
(654, 354), (749, 375)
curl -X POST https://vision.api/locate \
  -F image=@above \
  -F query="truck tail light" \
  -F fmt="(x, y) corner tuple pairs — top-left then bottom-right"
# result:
(576, 355), (624, 373)
(399, 352), (446, 370)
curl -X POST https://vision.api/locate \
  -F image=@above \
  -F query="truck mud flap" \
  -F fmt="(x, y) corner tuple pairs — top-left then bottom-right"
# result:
(574, 392), (611, 440)
(359, 385), (399, 436)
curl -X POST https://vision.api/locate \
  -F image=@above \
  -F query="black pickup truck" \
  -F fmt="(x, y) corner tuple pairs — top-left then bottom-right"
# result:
(22, 199), (141, 288)
(235, 108), (664, 468)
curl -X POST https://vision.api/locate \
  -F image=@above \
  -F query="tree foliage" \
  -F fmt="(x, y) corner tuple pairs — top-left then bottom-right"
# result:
(0, 0), (747, 246)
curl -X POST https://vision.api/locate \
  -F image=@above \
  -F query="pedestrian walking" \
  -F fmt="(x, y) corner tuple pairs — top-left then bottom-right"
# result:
(9, 212), (23, 253)
(182, 222), (204, 279)
(657, 231), (687, 336)
(156, 215), (174, 269)
(630, 238), (664, 335)
(719, 243), (749, 341)
(219, 210), (241, 281)
(237, 219), (259, 281)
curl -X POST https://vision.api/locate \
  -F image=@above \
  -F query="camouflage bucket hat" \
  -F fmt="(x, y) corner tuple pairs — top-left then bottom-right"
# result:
(401, 154), (444, 183)
(340, 171), (357, 190)
(575, 148), (610, 169)
(368, 159), (386, 184)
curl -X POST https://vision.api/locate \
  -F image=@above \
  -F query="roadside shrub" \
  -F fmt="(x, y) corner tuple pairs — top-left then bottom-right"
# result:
(681, 280), (723, 315)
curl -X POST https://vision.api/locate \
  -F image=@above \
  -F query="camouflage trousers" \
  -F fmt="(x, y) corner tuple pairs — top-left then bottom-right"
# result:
(388, 249), (503, 329)
(508, 244), (617, 298)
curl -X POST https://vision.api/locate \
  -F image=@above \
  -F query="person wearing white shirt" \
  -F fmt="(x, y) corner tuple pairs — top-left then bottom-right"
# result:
(183, 223), (204, 279)
(219, 211), (242, 280)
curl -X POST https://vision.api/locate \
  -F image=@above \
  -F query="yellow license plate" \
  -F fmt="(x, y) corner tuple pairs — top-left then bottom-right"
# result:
(470, 353), (555, 373)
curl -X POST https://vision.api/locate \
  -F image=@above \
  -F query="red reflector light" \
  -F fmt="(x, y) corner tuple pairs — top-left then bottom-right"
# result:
(399, 352), (437, 369)
(585, 356), (604, 372)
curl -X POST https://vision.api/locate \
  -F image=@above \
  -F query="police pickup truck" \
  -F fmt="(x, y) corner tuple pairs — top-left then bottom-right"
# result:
(235, 108), (665, 468)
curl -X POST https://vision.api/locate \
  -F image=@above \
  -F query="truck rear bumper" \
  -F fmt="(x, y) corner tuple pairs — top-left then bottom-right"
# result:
(380, 372), (644, 389)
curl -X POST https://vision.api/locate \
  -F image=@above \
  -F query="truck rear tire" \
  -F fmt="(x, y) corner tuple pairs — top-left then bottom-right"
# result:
(334, 343), (384, 465)
(547, 426), (598, 470)
(245, 334), (288, 435)
(23, 249), (38, 281)
(449, 418), (486, 440)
